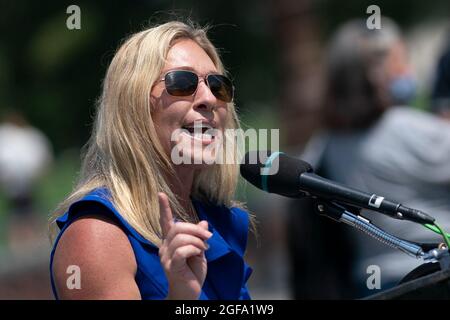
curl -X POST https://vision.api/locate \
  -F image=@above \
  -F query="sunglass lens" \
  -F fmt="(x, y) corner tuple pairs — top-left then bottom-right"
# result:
(165, 71), (198, 96)
(207, 74), (234, 102)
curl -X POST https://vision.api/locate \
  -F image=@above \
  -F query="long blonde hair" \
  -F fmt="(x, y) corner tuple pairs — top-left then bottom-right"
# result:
(49, 21), (246, 246)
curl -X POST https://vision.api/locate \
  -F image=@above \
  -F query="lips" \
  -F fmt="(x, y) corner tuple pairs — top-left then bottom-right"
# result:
(181, 120), (217, 143)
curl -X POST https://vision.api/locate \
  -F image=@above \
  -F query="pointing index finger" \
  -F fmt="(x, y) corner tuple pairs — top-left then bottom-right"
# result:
(158, 192), (173, 239)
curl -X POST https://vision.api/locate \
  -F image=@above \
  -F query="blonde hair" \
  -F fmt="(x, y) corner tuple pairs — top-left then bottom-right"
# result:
(49, 21), (247, 246)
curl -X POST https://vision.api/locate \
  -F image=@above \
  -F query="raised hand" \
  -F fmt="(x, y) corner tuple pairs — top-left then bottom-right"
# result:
(158, 192), (212, 300)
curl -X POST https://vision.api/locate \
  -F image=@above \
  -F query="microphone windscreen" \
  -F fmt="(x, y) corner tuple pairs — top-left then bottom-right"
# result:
(240, 151), (313, 198)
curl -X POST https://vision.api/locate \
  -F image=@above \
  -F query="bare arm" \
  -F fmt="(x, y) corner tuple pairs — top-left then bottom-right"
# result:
(52, 215), (141, 300)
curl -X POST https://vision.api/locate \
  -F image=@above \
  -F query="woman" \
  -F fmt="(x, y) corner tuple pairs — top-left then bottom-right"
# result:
(49, 21), (253, 300)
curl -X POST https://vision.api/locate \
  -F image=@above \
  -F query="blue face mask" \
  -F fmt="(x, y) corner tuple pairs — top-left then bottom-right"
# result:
(389, 75), (417, 105)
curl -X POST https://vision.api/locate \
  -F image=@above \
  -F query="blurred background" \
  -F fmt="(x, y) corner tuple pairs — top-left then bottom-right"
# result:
(0, 0), (449, 299)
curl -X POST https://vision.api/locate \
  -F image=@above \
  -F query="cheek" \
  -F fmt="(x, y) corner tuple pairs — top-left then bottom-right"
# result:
(152, 107), (189, 153)
(154, 115), (180, 152)
(217, 107), (230, 129)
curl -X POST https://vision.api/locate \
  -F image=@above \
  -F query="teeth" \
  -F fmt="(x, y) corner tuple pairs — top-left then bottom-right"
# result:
(193, 132), (203, 139)
(181, 122), (216, 141)
(182, 123), (215, 138)
(190, 132), (213, 138)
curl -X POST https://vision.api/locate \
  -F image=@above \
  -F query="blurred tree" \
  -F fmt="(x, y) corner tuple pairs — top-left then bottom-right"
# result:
(270, 0), (324, 148)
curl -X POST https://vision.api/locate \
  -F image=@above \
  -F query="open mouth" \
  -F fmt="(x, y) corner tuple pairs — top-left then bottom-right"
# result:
(181, 123), (216, 142)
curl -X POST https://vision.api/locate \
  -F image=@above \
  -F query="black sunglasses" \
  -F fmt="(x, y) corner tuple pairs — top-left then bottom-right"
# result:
(160, 70), (234, 103)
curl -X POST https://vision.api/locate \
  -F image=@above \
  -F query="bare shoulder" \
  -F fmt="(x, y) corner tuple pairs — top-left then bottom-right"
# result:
(52, 214), (141, 299)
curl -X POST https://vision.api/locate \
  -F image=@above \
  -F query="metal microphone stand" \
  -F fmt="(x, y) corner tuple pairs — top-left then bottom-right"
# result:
(312, 198), (449, 268)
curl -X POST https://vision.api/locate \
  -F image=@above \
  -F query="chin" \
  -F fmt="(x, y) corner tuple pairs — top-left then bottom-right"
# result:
(170, 131), (224, 166)
(183, 147), (220, 166)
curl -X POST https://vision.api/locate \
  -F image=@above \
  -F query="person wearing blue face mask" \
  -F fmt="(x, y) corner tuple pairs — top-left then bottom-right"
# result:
(286, 18), (450, 299)
(384, 35), (418, 106)
(389, 74), (417, 105)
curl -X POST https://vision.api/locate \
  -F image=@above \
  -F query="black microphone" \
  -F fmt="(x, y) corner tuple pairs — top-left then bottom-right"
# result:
(240, 150), (435, 225)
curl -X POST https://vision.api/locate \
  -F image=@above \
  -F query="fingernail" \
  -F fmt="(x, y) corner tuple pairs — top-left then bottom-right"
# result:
(205, 242), (210, 250)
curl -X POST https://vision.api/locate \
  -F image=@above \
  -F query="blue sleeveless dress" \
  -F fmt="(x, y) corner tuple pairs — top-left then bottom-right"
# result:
(49, 188), (253, 300)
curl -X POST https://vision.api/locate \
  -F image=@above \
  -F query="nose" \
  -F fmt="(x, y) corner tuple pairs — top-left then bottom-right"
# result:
(193, 78), (217, 112)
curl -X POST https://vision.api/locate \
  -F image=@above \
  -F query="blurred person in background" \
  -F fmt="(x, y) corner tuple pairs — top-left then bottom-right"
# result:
(287, 18), (450, 298)
(0, 110), (53, 250)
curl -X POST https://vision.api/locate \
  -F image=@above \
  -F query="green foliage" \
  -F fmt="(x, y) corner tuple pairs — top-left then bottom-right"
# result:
(34, 149), (80, 219)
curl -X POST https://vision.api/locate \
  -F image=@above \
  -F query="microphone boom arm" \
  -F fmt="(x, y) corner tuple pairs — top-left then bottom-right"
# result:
(314, 199), (425, 258)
